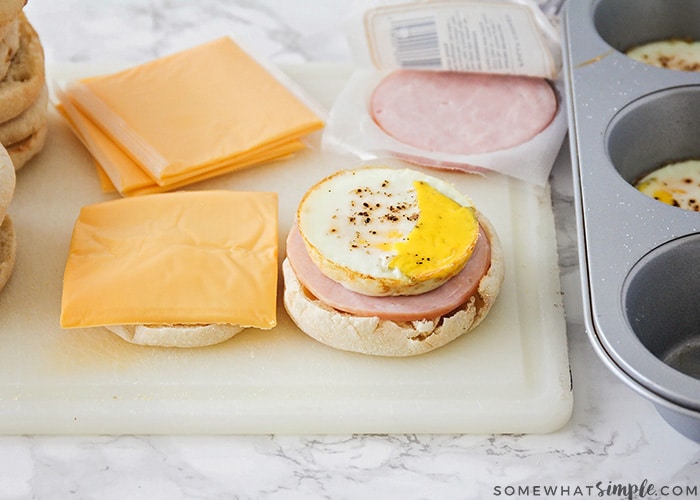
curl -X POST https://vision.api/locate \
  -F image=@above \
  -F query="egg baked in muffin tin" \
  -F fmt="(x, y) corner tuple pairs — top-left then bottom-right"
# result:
(634, 159), (700, 211)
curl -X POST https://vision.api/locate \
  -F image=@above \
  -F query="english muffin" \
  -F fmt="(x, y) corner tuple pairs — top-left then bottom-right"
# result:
(0, 18), (20, 81)
(0, 0), (25, 29)
(0, 83), (47, 146)
(0, 143), (16, 294)
(6, 120), (46, 170)
(0, 13), (45, 124)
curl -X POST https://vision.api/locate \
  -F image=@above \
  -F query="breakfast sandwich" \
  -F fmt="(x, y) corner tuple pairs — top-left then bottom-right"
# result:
(60, 190), (279, 348)
(283, 166), (505, 357)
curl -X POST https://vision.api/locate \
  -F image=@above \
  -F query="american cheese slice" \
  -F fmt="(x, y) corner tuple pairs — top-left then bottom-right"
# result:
(111, 139), (302, 196)
(60, 190), (278, 329)
(55, 98), (155, 193)
(63, 37), (324, 183)
(94, 159), (116, 193)
(57, 96), (306, 196)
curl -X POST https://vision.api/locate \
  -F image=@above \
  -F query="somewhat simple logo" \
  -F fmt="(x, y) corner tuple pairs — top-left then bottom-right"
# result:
(595, 479), (656, 499)
(492, 480), (698, 499)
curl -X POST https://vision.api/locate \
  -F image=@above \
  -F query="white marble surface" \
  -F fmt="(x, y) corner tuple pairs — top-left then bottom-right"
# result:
(1, 0), (697, 498)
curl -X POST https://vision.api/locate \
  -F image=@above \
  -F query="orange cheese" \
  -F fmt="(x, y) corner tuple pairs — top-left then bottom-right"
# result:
(62, 37), (324, 185)
(60, 190), (278, 330)
(55, 97), (155, 194)
(58, 97), (305, 196)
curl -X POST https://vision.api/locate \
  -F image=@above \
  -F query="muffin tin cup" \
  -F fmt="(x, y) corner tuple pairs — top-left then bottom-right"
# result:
(594, 0), (700, 55)
(588, 331), (700, 443)
(563, 0), (700, 440)
(622, 235), (700, 408)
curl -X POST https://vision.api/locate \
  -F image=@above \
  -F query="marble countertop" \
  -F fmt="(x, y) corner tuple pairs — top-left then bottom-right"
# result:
(4, 0), (698, 498)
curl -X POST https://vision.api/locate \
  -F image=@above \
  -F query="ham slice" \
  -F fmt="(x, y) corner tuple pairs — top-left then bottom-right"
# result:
(370, 70), (557, 155)
(285, 223), (492, 322)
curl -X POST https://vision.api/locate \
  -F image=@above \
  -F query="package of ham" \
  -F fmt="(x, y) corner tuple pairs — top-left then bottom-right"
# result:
(322, 0), (567, 186)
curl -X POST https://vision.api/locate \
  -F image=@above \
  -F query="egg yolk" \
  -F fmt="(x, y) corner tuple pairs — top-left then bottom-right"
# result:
(652, 189), (676, 206)
(389, 180), (478, 279)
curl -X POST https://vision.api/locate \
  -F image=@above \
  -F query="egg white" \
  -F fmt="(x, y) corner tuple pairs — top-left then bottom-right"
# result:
(296, 167), (478, 296)
(627, 39), (700, 72)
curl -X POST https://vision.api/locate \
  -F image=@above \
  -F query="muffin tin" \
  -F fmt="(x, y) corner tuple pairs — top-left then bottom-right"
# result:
(562, 0), (700, 441)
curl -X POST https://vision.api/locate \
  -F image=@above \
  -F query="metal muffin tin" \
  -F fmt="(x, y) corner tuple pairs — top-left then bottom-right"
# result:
(562, 0), (700, 441)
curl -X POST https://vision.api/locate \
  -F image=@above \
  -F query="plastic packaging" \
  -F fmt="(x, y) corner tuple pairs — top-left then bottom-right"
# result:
(349, 0), (562, 77)
(322, 0), (568, 186)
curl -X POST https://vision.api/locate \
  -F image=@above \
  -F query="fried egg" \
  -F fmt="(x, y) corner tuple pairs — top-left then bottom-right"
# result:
(634, 159), (700, 211)
(627, 38), (700, 72)
(296, 167), (480, 296)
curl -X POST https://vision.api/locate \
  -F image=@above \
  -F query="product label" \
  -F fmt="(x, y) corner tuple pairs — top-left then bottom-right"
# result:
(364, 1), (560, 77)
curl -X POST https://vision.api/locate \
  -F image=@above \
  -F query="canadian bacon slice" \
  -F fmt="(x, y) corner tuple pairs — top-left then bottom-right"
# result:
(370, 70), (557, 155)
(285, 223), (491, 322)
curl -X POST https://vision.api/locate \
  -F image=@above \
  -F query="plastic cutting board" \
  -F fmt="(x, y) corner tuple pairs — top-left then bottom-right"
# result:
(0, 63), (572, 434)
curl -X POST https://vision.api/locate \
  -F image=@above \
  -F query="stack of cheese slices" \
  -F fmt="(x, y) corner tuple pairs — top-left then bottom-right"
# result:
(0, 1), (48, 171)
(55, 36), (324, 197)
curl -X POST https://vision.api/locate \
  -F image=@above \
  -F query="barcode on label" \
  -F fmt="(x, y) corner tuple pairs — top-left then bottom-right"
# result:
(390, 16), (442, 68)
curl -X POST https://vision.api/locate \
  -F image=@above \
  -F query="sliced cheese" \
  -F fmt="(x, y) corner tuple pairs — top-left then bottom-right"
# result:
(57, 96), (305, 196)
(55, 98), (155, 193)
(60, 190), (279, 330)
(63, 37), (324, 184)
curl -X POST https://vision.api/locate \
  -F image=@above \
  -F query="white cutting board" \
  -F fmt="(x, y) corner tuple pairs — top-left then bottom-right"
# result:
(0, 63), (572, 434)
